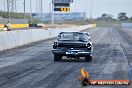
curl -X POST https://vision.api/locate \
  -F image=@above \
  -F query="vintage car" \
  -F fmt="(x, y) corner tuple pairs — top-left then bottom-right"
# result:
(52, 32), (93, 62)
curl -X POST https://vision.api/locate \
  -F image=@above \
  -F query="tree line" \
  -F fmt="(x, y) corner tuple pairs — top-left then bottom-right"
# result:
(96, 12), (132, 21)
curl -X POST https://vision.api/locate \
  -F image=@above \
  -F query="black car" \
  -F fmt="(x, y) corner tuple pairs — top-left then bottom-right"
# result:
(52, 32), (93, 62)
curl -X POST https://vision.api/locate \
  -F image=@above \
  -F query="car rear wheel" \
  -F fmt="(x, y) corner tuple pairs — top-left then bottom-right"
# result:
(54, 54), (62, 62)
(85, 55), (92, 62)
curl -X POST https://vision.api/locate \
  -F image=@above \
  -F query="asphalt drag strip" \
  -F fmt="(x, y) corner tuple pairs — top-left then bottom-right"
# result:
(0, 27), (131, 88)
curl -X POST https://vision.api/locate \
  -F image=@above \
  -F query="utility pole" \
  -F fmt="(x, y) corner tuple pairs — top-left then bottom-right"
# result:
(24, 0), (25, 19)
(15, 0), (17, 12)
(51, 0), (54, 24)
(49, 3), (51, 21)
(4, 0), (6, 12)
(36, 0), (37, 13)
(74, 0), (76, 20)
(11, 0), (13, 12)
(30, 0), (32, 23)
(90, 0), (93, 19)
(91, 0), (93, 19)
(11, 0), (16, 12)
(7, 0), (10, 18)
(84, 0), (86, 20)
(37, 0), (43, 13)
(40, 0), (43, 13)
(83, 0), (87, 24)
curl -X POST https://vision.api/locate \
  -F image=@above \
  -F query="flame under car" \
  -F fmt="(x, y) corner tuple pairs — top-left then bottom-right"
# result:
(52, 32), (93, 62)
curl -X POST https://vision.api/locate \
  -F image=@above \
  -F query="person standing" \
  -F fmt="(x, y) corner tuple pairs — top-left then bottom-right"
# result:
(7, 21), (10, 31)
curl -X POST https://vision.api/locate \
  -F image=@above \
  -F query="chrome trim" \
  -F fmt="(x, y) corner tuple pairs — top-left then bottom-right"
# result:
(52, 49), (61, 51)
(78, 52), (90, 54)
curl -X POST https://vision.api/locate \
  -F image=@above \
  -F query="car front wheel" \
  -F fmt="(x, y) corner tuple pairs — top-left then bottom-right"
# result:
(54, 54), (62, 62)
(85, 55), (92, 62)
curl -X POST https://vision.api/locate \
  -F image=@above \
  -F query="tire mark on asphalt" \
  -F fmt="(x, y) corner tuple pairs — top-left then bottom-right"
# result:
(31, 63), (78, 88)
(0, 51), (54, 87)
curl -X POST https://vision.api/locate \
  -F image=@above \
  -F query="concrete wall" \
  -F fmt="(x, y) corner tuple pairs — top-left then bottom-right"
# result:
(0, 24), (96, 51)
(122, 23), (132, 28)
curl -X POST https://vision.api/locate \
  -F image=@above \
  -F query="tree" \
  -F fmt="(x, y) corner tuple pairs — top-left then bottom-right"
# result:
(118, 12), (128, 21)
(101, 13), (114, 20)
(130, 17), (132, 21)
(101, 14), (107, 20)
(107, 14), (114, 21)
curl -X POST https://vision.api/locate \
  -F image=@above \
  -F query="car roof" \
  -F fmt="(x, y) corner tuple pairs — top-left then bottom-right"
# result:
(60, 32), (83, 34)
(59, 32), (90, 36)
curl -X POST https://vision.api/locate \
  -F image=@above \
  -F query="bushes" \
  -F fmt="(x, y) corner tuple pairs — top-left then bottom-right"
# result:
(0, 11), (43, 24)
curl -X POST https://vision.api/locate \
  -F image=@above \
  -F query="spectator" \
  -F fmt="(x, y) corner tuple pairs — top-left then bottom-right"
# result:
(7, 21), (10, 31)
(3, 24), (8, 31)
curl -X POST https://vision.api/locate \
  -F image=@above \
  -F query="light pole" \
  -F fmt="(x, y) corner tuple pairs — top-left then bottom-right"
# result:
(40, 0), (43, 13)
(24, 0), (25, 19)
(84, 0), (86, 20)
(51, 0), (54, 24)
(7, 0), (10, 18)
(49, 3), (51, 21)
(90, 0), (93, 19)
(74, 0), (77, 20)
(30, 0), (32, 23)
(4, 0), (6, 12)
(36, 0), (37, 13)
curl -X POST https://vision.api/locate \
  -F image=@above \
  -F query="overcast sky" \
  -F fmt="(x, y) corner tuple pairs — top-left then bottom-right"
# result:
(0, 0), (132, 18)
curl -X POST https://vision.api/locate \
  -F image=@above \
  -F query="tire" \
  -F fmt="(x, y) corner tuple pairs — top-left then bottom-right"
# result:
(54, 54), (62, 62)
(85, 55), (92, 62)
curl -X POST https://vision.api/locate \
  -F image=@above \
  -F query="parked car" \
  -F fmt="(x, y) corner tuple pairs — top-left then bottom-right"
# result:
(37, 23), (45, 28)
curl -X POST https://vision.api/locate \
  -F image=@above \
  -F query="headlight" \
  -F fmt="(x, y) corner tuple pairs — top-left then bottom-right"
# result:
(86, 43), (91, 49)
(54, 42), (57, 45)
(53, 42), (58, 48)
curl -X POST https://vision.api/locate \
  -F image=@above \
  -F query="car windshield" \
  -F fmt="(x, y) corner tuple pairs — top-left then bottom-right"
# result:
(58, 33), (89, 41)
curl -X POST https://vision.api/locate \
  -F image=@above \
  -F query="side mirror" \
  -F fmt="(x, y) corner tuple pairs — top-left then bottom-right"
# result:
(84, 32), (90, 36)
(87, 33), (90, 35)
(57, 35), (60, 40)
